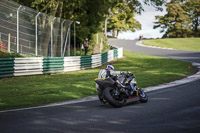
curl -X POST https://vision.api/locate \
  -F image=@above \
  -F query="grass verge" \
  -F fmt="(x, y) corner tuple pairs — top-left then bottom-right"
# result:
(0, 50), (196, 110)
(143, 38), (200, 51)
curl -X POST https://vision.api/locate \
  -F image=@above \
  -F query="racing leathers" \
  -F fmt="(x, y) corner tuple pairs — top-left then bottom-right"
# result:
(97, 69), (132, 79)
(97, 69), (133, 91)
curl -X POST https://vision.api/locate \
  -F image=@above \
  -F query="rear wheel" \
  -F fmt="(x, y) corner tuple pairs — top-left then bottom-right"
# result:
(103, 87), (126, 108)
(138, 89), (148, 103)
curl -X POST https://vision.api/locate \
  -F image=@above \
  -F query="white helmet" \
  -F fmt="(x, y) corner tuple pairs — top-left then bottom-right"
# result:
(105, 65), (114, 71)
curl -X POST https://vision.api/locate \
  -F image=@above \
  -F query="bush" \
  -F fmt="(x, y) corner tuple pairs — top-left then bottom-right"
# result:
(0, 50), (24, 58)
(88, 32), (111, 55)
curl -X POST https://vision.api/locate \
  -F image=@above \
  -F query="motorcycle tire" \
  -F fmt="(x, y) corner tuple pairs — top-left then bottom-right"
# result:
(98, 93), (107, 104)
(103, 87), (125, 108)
(138, 89), (148, 103)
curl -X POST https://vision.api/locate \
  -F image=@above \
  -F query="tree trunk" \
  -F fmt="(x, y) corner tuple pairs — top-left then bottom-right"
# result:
(53, 1), (63, 57)
(112, 30), (115, 37)
(194, 17), (199, 37)
(39, 3), (59, 57)
(117, 30), (120, 37)
(104, 17), (108, 39)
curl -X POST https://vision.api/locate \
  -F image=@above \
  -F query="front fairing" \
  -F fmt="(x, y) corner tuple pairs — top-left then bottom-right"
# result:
(119, 76), (126, 85)
(95, 77), (115, 89)
(130, 78), (137, 90)
(121, 76), (137, 90)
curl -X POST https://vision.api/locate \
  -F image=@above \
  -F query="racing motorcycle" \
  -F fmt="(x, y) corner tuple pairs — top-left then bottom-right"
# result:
(95, 74), (148, 107)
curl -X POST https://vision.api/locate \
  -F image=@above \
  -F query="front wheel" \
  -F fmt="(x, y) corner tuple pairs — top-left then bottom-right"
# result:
(103, 87), (126, 108)
(138, 89), (148, 103)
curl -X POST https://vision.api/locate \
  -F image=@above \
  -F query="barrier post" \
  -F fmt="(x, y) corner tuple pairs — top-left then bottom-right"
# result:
(100, 37), (103, 53)
(17, 5), (22, 53)
(35, 12), (41, 56)
(8, 33), (10, 52)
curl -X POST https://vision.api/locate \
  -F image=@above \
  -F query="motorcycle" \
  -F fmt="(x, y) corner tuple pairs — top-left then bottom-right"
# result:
(95, 74), (148, 107)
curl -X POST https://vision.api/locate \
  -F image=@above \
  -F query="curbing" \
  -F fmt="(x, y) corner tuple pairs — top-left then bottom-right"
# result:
(136, 40), (175, 50)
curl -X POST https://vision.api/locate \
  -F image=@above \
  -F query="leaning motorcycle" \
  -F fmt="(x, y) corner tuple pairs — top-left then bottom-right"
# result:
(95, 74), (148, 107)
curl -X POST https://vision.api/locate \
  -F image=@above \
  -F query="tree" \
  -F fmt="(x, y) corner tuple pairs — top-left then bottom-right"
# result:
(14, 0), (113, 55)
(14, 0), (168, 47)
(182, 0), (200, 37)
(154, 0), (200, 38)
(104, 0), (168, 38)
(107, 2), (141, 37)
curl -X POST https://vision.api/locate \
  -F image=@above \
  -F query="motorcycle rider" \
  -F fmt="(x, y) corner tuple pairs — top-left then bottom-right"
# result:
(96, 65), (135, 104)
(97, 65), (134, 92)
(98, 65), (132, 79)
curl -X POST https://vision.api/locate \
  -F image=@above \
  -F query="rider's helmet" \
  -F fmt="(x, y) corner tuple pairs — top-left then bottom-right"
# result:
(105, 65), (114, 71)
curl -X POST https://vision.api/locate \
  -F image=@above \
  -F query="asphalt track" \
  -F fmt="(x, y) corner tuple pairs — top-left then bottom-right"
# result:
(0, 40), (200, 133)
(109, 39), (200, 63)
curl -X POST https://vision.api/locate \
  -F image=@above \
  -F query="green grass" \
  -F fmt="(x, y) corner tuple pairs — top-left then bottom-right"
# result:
(143, 38), (200, 51)
(0, 51), (196, 110)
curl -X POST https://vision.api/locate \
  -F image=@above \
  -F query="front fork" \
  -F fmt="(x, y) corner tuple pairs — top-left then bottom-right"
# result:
(114, 87), (120, 95)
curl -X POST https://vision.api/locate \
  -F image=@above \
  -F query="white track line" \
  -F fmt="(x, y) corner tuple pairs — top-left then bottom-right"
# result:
(136, 40), (175, 50)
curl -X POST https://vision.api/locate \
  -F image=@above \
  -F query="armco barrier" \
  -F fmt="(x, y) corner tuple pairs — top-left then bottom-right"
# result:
(81, 55), (92, 69)
(43, 57), (64, 74)
(0, 48), (123, 78)
(64, 56), (81, 72)
(101, 52), (108, 65)
(91, 54), (101, 68)
(14, 57), (43, 76)
(0, 58), (15, 78)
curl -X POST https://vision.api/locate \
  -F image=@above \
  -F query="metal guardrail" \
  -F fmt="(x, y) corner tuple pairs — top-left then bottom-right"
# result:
(0, 48), (123, 78)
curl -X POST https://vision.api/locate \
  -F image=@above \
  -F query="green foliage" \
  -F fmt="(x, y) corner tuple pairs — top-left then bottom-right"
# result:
(13, 0), (168, 43)
(0, 50), (24, 58)
(182, 0), (200, 37)
(154, 0), (200, 38)
(105, 0), (168, 37)
(143, 0), (167, 11)
(89, 32), (111, 54)
(107, 1), (141, 37)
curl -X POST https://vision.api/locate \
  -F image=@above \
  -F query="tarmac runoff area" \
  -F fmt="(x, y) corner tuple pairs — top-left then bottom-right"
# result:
(1, 48), (200, 113)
